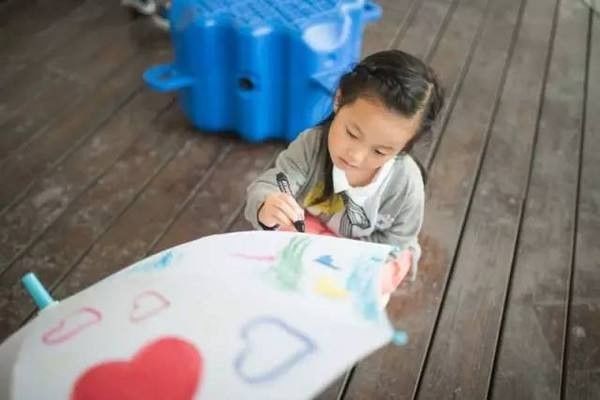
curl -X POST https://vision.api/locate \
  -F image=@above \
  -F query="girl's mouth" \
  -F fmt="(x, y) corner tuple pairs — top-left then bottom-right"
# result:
(339, 157), (358, 169)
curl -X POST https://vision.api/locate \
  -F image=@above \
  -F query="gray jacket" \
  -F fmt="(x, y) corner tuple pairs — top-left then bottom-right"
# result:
(245, 127), (424, 261)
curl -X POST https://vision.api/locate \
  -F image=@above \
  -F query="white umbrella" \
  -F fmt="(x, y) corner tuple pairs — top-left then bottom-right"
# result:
(0, 231), (409, 400)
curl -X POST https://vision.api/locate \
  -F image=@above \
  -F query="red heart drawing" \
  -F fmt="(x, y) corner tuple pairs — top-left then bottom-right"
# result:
(71, 337), (202, 400)
(42, 308), (102, 345)
(304, 214), (336, 236)
(130, 290), (170, 323)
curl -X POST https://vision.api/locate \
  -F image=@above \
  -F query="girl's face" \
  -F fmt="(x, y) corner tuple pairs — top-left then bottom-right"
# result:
(328, 97), (421, 185)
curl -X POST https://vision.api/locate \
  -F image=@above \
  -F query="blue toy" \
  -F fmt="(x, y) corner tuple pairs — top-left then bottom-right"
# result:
(143, 0), (381, 142)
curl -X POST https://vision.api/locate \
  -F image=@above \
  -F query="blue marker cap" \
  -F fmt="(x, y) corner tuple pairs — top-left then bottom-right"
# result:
(392, 330), (409, 346)
(21, 272), (55, 310)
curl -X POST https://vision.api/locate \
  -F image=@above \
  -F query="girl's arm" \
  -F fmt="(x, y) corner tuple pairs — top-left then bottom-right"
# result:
(244, 129), (320, 229)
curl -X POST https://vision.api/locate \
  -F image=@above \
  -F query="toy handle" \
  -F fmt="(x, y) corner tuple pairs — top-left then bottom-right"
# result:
(143, 63), (194, 92)
(363, 1), (382, 23)
(311, 69), (345, 95)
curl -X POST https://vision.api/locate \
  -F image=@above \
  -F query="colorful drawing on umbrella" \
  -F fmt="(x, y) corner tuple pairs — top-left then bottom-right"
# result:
(260, 235), (395, 313)
(131, 250), (176, 272)
(346, 256), (385, 322)
(231, 253), (276, 262)
(265, 236), (311, 291)
(42, 308), (102, 346)
(5, 231), (400, 400)
(313, 276), (348, 299)
(234, 316), (316, 384)
(314, 255), (340, 270)
(129, 290), (170, 323)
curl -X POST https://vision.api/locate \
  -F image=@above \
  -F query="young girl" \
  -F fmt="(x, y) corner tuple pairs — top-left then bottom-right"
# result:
(245, 50), (444, 293)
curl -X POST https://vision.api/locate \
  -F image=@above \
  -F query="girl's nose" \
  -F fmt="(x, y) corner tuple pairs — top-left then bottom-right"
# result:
(347, 147), (367, 166)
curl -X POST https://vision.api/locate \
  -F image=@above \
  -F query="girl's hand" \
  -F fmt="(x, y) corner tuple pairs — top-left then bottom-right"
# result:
(258, 192), (304, 230)
(380, 249), (412, 294)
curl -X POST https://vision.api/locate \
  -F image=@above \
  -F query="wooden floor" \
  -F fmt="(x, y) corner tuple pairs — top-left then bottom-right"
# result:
(1, 0), (598, 398)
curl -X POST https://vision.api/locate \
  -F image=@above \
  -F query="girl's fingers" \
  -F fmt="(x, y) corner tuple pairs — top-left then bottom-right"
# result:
(273, 200), (300, 223)
(281, 194), (304, 220)
(261, 192), (303, 228)
(271, 209), (294, 228)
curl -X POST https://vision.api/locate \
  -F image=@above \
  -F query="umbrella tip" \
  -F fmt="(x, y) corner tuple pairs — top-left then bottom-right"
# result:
(392, 330), (409, 346)
(21, 272), (55, 310)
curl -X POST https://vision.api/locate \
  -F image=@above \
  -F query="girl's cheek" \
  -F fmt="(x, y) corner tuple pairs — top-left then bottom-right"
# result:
(328, 132), (341, 156)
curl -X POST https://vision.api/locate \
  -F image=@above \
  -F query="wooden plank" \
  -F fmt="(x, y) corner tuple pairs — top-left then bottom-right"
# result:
(489, 1), (589, 399)
(0, 0), (81, 59)
(0, 101), (192, 341)
(361, 0), (420, 57)
(0, 1), (119, 88)
(0, 73), (87, 156)
(227, 215), (253, 233)
(150, 140), (281, 253)
(0, 39), (171, 211)
(0, 90), (172, 276)
(0, 0), (79, 31)
(343, 0), (494, 397)
(51, 132), (229, 300)
(394, 0), (459, 61)
(411, 0), (491, 165)
(0, 2), (138, 157)
(315, 369), (354, 400)
(414, 0), (561, 397)
(564, 9), (600, 400)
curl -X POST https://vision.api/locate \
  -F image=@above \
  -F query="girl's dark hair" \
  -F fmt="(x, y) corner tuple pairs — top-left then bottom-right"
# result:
(309, 50), (444, 206)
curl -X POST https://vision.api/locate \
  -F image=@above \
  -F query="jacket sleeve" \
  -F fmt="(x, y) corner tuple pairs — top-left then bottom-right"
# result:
(244, 129), (321, 229)
(357, 158), (425, 272)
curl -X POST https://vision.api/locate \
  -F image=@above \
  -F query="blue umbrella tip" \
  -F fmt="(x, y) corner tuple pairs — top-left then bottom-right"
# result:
(392, 330), (409, 346)
(21, 272), (55, 310)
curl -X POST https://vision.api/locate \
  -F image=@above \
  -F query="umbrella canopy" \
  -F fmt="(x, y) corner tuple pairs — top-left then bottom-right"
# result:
(1, 231), (407, 399)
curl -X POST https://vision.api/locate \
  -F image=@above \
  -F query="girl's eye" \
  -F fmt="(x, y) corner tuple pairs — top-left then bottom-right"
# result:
(374, 149), (387, 156)
(346, 129), (358, 139)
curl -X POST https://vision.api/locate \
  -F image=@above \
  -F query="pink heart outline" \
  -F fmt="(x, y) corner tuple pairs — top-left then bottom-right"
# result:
(232, 253), (276, 262)
(129, 290), (170, 323)
(42, 307), (102, 345)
